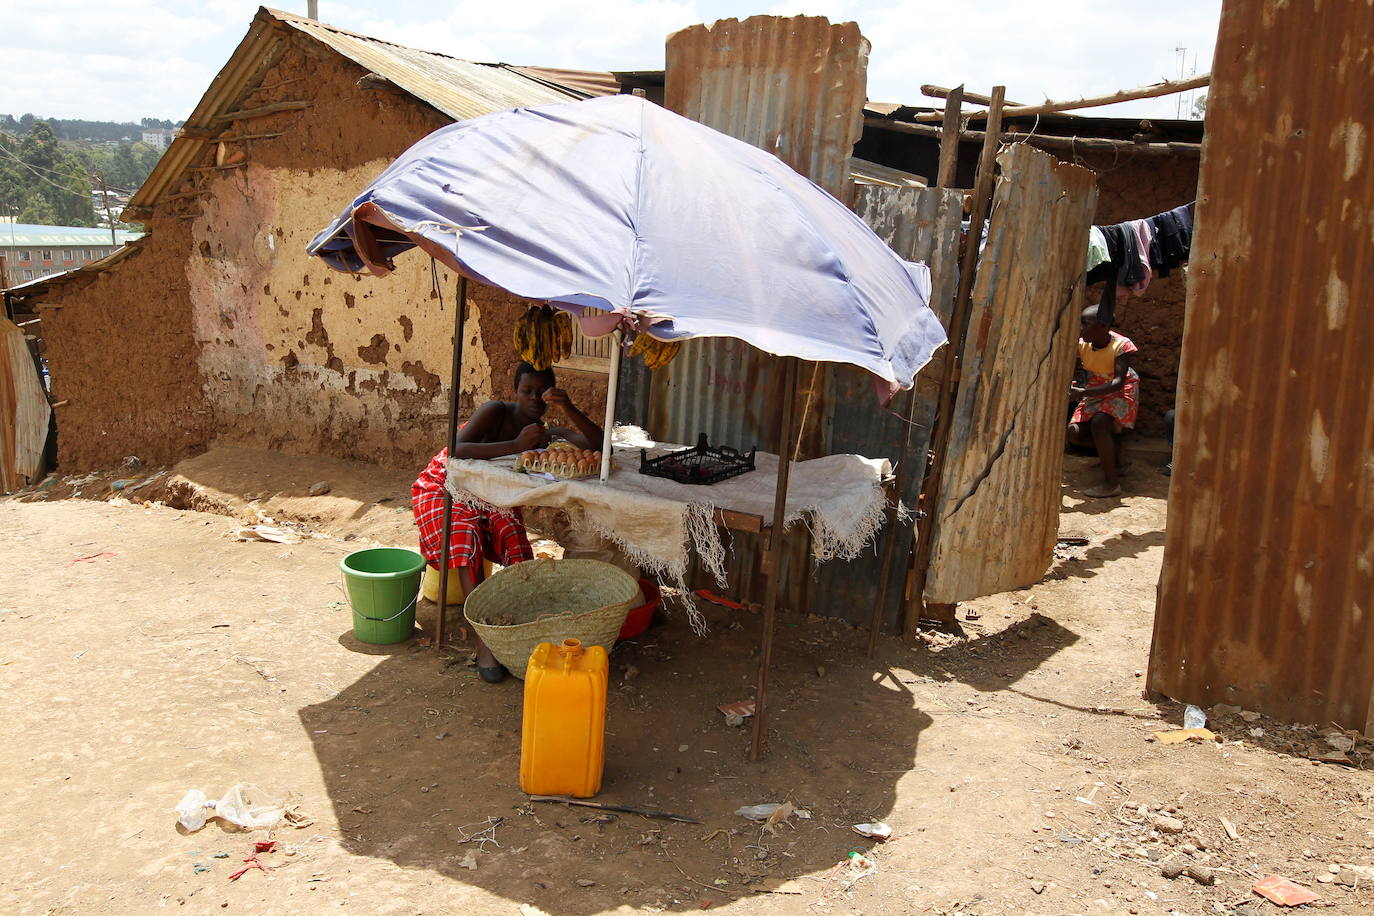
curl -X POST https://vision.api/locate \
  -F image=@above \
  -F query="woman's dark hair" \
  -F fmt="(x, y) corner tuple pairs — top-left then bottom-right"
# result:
(514, 361), (556, 390)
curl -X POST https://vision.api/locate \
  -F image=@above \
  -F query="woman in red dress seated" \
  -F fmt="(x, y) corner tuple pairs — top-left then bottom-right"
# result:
(412, 360), (604, 681)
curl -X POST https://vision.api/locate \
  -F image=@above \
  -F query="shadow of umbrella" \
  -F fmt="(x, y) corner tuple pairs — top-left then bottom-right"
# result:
(300, 603), (931, 912)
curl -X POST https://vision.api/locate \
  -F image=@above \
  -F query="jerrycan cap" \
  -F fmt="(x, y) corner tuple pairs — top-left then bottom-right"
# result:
(558, 638), (584, 658)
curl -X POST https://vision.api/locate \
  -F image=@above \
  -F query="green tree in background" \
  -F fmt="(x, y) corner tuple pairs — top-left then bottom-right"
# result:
(0, 121), (97, 226)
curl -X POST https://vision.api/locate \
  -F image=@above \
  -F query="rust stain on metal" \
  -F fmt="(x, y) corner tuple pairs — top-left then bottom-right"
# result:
(1150, 0), (1374, 734)
(923, 144), (1097, 604)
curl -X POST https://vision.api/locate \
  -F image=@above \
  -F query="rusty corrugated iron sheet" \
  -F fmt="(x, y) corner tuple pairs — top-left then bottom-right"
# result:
(129, 8), (584, 217)
(808, 186), (963, 629)
(1150, 0), (1374, 734)
(0, 317), (51, 493)
(923, 144), (1097, 604)
(508, 66), (622, 99)
(664, 15), (868, 199)
(649, 15), (870, 614)
(652, 14), (869, 461)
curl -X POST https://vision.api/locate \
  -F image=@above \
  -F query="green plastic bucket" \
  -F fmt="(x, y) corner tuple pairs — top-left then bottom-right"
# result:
(339, 548), (426, 645)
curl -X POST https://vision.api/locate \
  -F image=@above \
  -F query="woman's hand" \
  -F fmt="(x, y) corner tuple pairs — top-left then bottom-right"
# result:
(1070, 384), (1087, 400)
(515, 422), (548, 451)
(541, 387), (572, 409)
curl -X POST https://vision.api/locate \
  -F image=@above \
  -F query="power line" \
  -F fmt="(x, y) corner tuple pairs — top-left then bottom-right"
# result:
(0, 143), (94, 202)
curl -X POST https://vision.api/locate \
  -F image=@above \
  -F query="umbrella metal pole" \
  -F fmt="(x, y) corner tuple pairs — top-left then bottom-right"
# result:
(435, 275), (468, 647)
(599, 329), (623, 482)
(750, 357), (801, 761)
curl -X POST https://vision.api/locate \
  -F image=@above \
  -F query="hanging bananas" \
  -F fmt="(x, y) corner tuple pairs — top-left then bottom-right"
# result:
(512, 305), (575, 370)
(628, 332), (682, 370)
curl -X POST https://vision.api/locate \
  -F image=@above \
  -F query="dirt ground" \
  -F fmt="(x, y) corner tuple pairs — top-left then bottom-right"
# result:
(3, 449), (1373, 916)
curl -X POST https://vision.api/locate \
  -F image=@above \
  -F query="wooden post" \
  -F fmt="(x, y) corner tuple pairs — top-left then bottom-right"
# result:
(864, 86), (966, 657)
(903, 87), (1005, 637)
(435, 274), (468, 647)
(936, 85), (964, 190)
(750, 356), (801, 761)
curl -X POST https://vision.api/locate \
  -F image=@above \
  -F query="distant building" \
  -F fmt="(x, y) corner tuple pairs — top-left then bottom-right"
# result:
(0, 223), (143, 286)
(141, 128), (174, 150)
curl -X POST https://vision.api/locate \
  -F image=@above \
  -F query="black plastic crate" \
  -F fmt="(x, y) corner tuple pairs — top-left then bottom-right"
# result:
(639, 433), (756, 486)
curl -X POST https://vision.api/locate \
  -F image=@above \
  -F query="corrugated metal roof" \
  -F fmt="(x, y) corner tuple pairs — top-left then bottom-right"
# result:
(279, 14), (582, 121)
(923, 143), (1098, 604)
(508, 66), (622, 99)
(1150, 0), (1374, 734)
(127, 6), (589, 218)
(8, 242), (143, 302)
(849, 156), (927, 189)
(0, 224), (141, 247)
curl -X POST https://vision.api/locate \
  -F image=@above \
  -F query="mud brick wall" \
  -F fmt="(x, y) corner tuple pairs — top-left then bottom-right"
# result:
(39, 33), (605, 473)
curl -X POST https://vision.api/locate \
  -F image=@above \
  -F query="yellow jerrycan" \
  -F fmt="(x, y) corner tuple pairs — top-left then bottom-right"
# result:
(520, 638), (608, 798)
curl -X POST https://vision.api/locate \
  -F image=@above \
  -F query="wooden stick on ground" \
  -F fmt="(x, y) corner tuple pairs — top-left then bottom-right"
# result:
(913, 73), (1209, 122)
(527, 795), (702, 824)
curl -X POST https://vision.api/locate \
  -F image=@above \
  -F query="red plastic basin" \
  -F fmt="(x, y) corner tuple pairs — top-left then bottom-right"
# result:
(618, 579), (661, 640)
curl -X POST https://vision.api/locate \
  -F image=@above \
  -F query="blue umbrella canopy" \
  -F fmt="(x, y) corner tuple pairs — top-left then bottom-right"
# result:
(308, 94), (946, 394)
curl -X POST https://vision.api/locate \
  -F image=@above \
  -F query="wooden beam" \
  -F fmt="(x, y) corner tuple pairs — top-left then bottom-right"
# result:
(921, 83), (1028, 109)
(212, 100), (310, 122)
(865, 117), (1201, 157)
(936, 85), (963, 189)
(219, 132), (285, 143)
(913, 73), (1210, 122)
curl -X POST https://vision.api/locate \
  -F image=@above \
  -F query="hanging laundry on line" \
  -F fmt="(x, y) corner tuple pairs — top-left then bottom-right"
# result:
(1085, 201), (1194, 324)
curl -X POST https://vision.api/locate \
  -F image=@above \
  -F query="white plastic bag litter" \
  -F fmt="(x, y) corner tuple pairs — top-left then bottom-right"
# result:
(735, 802), (812, 822)
(176, 789), (212, 831)
(174, 784), (286, 832)
(215, 784), (286, 829)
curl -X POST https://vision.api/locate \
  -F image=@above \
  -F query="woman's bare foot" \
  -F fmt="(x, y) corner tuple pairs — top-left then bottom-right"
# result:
(1085, 482), (1122, 498)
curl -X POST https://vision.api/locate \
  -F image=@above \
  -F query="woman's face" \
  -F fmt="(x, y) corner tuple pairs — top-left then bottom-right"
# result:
(1081, 319), (1110, 345)
(513, 372), (548, 422)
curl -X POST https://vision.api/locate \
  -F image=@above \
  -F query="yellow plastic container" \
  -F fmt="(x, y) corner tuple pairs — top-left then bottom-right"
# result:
(420, 560), (492, 604)
(520, 639), (608, 798)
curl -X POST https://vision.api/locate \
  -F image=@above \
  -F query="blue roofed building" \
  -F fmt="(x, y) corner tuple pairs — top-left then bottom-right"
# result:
(0, 223), (144, 286)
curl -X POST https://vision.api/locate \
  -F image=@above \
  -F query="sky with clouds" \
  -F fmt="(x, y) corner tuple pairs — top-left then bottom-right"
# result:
(2, 1), (1221, 124)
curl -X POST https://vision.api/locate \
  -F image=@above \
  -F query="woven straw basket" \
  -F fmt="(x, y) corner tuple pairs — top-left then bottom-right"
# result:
(463, 558), (640, 678)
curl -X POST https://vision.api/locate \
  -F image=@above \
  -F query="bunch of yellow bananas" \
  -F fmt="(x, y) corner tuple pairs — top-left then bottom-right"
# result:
(513, 305), (573, 370)
(628, 333), (682, 370)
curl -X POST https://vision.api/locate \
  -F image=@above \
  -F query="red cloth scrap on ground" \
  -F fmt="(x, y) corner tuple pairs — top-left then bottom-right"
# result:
(412, 448), (534, 570)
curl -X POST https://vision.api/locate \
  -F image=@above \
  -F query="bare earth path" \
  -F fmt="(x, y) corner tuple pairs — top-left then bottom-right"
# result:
(2, 452), (1371, 915)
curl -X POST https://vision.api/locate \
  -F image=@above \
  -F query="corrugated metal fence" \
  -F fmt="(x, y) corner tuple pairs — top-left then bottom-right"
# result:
(1150, 0), (1374, 733)
(924, 145), (1098, 604)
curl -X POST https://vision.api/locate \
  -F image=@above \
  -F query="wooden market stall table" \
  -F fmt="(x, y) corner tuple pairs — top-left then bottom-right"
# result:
(444, 427), (894, 625)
